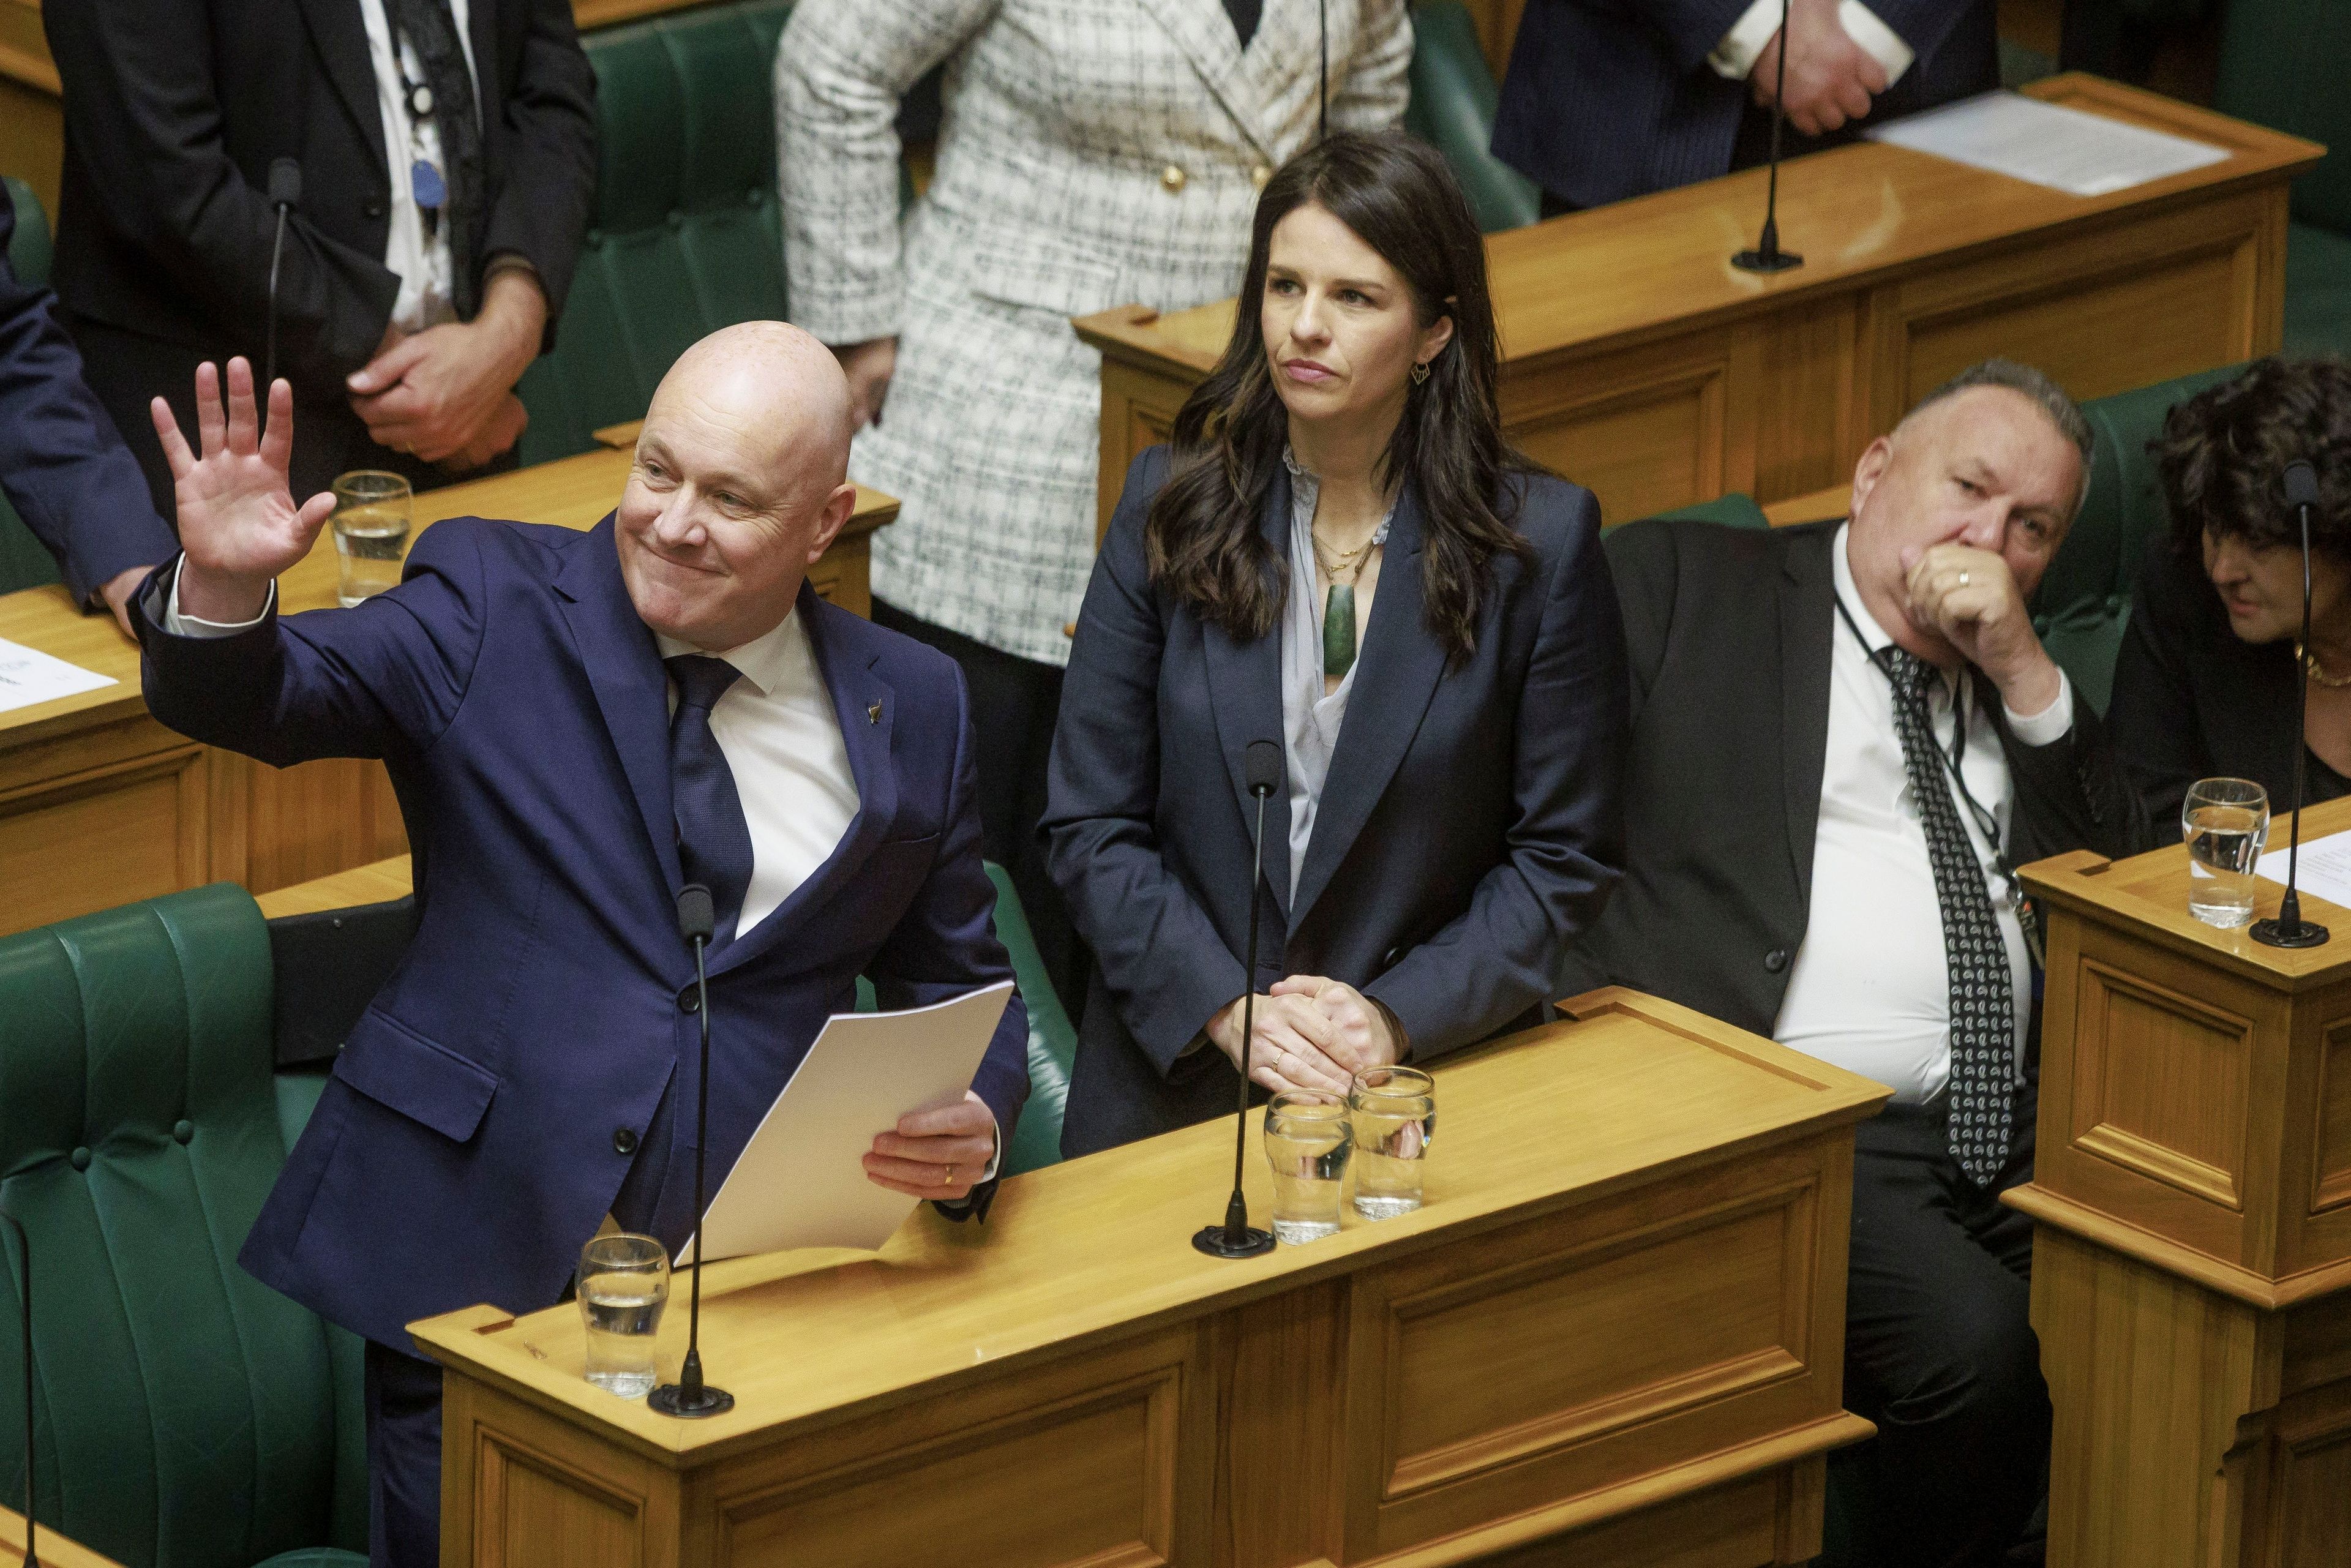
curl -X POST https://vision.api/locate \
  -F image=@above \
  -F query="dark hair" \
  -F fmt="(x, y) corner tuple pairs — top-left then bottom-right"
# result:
(1142, 130), (1531, 660)
(2155, 356), (2351, 558)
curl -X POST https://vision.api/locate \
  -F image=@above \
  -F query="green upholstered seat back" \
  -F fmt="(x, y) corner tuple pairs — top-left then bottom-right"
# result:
(0, 176), (64, 598)
(1624, 493), (1772, 531)
(2028, 362), (2249, 714)
(0, 885), (365, 1568)
(982, 863), (1079, 1177)
(515, 0), (797, 464)
(1405, 2), (1541, 233)
(2214, 0), (2351, 236)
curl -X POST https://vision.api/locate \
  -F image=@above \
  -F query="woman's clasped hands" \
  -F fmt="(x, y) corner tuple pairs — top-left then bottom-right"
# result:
(1205, 976), (1403, 1096)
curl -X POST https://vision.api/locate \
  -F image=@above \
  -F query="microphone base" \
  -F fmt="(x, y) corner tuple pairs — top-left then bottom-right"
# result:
(647, 1381), (736, 1419)
(1192, 1222), (1275, 1259)
(2251, 917), (2331, 949)
(1731, 246), (1805, 273)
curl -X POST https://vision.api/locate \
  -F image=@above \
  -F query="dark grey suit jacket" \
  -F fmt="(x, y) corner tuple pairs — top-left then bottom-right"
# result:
(1046, 448), (1630, 1157)
(1564, 516), (2150, 1042)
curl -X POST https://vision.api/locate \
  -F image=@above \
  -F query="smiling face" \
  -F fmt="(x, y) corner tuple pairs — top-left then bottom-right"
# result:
(1846, 384), (2084, 662)
(614, 325), (857, 651)
(2202, 529), (2351, 648)
(1258, 200), (1452, 437)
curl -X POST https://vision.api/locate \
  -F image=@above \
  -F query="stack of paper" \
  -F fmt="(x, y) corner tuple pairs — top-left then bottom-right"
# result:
(1865, 91), (2229, 197)
(0, 636), (115, 715)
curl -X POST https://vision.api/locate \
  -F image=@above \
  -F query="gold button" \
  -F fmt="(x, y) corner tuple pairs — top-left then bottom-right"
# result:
(1250, 163), (1272, 189)
(1160, 163), (1187, 193)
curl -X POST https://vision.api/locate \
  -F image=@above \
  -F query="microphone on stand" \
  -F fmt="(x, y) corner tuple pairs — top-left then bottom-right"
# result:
(648, 884), (736, 1417)
(263, 157), (302, 397)
(1732, 0), (1804, 274)
(1194, 740), (1282, 1260)
(2, 1208), (37, 1567)
(2254, 459), (2330, 949)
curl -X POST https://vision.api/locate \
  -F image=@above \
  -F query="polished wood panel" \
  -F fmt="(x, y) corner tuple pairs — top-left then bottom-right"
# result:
(414, 991), (1888, 1567)
(2014, 800), (2351, 1567)
(0, 446), (896, 937)
(0, 1505), (120, 1568)
(252, 853), (414, 918)
(1078, 77), (2319, 536)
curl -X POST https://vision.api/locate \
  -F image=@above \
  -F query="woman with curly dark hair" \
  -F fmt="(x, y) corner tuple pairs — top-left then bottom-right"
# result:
(1043, 130), (1628, 1157)
(2109, 356), (2351, 828)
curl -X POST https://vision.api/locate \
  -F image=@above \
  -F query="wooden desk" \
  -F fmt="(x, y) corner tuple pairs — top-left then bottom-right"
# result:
(414, 989), (1887, 1567)
(1079, 75), (2320, 535)
(2016, 804), (2351, 1567)
(0, 1505), (119, 1568)
(0, 449), (896, 939)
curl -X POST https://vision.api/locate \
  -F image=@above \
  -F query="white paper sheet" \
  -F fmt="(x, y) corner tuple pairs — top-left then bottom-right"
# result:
(1865, 91), (2228, 197)
(680, 980), (1014, 1264)
(0, 636), (115, 715)
(2254, 827), (2351, 913)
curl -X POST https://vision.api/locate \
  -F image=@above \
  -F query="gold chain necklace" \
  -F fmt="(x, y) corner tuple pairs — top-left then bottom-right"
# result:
(2301, 642), (2351, 689)
(1311, 530), (1378, 585)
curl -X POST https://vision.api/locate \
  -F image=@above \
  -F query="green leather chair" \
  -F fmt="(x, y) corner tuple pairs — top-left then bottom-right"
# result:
(2213, 0), (2351, 356)
(514, 0), (797, 464)
(0, 175), (66, 598)
(1405, 2), (1542, 234)
(0, 885), (369, 1568)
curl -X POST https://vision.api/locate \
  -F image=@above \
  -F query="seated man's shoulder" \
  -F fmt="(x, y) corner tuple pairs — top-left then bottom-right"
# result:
(814, 599), (967, 710)
(407, 515), (597, 579)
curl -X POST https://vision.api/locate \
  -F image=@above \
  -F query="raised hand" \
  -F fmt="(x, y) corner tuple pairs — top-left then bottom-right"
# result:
(150, 358), (336, 624)
(1903, 541), (2064, 718)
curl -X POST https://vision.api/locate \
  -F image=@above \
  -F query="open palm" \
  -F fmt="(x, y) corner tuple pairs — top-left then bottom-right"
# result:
(151, 358), (336, 586)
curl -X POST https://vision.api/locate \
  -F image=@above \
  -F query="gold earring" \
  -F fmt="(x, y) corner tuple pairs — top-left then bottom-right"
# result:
(1410, 361), (1430, 385)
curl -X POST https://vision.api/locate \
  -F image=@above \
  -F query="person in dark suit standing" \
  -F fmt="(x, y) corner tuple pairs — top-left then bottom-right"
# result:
(1490, 0), (1997, 214)
(2109, 358), (2351, 830)
(0, 181), (175, 633)
(1570, 360), (2148, 1568)
(135, 324), (1030, 1567)
(1044, 132), (1628, 1156)
(43, 0), (596, 511)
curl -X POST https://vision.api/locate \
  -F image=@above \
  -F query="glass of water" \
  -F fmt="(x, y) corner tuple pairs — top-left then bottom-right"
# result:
(330, 470), (413, 606)
(578, 1233), (669, 1398)
(1349, 1065), (1435, 1221)
(1263, 1091), (1352, 1245)
(2183, 778), (2269, 929)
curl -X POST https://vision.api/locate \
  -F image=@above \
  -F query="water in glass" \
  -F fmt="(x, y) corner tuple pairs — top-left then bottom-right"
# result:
(2183, 779), (2268, 929)
(1264, 1094), (1350, 1245)
(332, 504), (410, 606)
(1349, 1067), (1435, 1221)
(577, 1234), (668, 1398)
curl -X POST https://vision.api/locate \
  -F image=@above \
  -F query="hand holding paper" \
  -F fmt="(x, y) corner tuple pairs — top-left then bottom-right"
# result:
(863, 1089), (998, 1201)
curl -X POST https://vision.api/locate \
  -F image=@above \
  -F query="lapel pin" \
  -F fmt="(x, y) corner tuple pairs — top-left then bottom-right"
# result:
(867, 702), (882, 725)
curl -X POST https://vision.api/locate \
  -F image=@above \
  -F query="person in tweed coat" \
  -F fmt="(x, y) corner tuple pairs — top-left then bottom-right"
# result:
(776, 0), (1412, 1011)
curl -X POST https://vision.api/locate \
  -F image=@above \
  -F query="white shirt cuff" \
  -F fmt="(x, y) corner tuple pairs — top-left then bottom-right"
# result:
(2002, 668), (2075, 748)
(162, 558), (276, 637)
(1709, 0), (1915, 86)
(976, 1113), (1002, 1184)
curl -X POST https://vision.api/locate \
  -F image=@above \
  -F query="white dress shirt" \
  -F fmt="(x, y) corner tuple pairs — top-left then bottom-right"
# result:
(1772, 527), (2072, 1105)
(356, 0), (476, 334)
(1709, 0), (1916, 88)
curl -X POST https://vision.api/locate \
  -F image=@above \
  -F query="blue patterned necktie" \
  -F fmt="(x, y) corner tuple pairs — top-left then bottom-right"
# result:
(1883, 648), (2014, 1187)
(666, 655), (753, 947)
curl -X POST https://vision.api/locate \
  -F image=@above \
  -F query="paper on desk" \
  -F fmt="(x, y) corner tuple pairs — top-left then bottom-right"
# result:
(2255, 828), (2351, 913)
(1865, 91), (2227, 197)
(679, 980), (1014, 1265)
(0, 636), (114, 715)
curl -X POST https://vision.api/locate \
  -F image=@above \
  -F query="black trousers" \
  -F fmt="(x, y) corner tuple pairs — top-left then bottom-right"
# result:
(1824, 1093), (2049, 1568)
(363, 1340), (444, 1568)
(871, 599), (1090, 1022)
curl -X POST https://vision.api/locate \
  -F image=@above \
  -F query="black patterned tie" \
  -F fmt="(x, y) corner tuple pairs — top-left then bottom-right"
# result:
(385, 0), (486, 318)
(666, 656), (754, 947)
(1883, 649), (2014, 1187)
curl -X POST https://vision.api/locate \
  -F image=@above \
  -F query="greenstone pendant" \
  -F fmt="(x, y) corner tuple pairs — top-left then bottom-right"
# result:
(1322, 584), (1357, 679)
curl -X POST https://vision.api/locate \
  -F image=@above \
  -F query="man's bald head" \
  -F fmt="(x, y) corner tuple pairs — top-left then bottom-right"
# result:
(617, 323), (862, 650)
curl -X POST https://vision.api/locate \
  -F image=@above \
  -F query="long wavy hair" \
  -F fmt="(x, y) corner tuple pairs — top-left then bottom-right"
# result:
(1142, 131), (1532, 659)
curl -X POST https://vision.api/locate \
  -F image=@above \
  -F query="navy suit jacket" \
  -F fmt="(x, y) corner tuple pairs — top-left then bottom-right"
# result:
(1490, 0), (1996, 209)
(0, 182), (175, 604)
(1044, 448), (1628, 1157)
(137, 517), (1029, 1351)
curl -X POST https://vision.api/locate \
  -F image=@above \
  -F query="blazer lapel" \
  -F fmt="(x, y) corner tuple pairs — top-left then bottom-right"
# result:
(1289, 487), (1447, 930)
(1201, 473), (1294, 924)
(553, 516), (681, 895)
(1131, 0), (1278, 159)
(297, 0), (389, 176)
(1778, 525), (1839, 908)
(711, 586), (899, 977)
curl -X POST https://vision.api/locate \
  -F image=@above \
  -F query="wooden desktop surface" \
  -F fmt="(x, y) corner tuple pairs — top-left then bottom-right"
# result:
(0, 1506), (119, 1568)
(0, 448), (896, 937)
(417, 989), (1889, 1564)
(1079, 75), (2322, 533)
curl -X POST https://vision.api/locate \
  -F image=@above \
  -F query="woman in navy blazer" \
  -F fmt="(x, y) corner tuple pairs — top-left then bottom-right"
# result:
(1045, 133), (1629, 1157)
